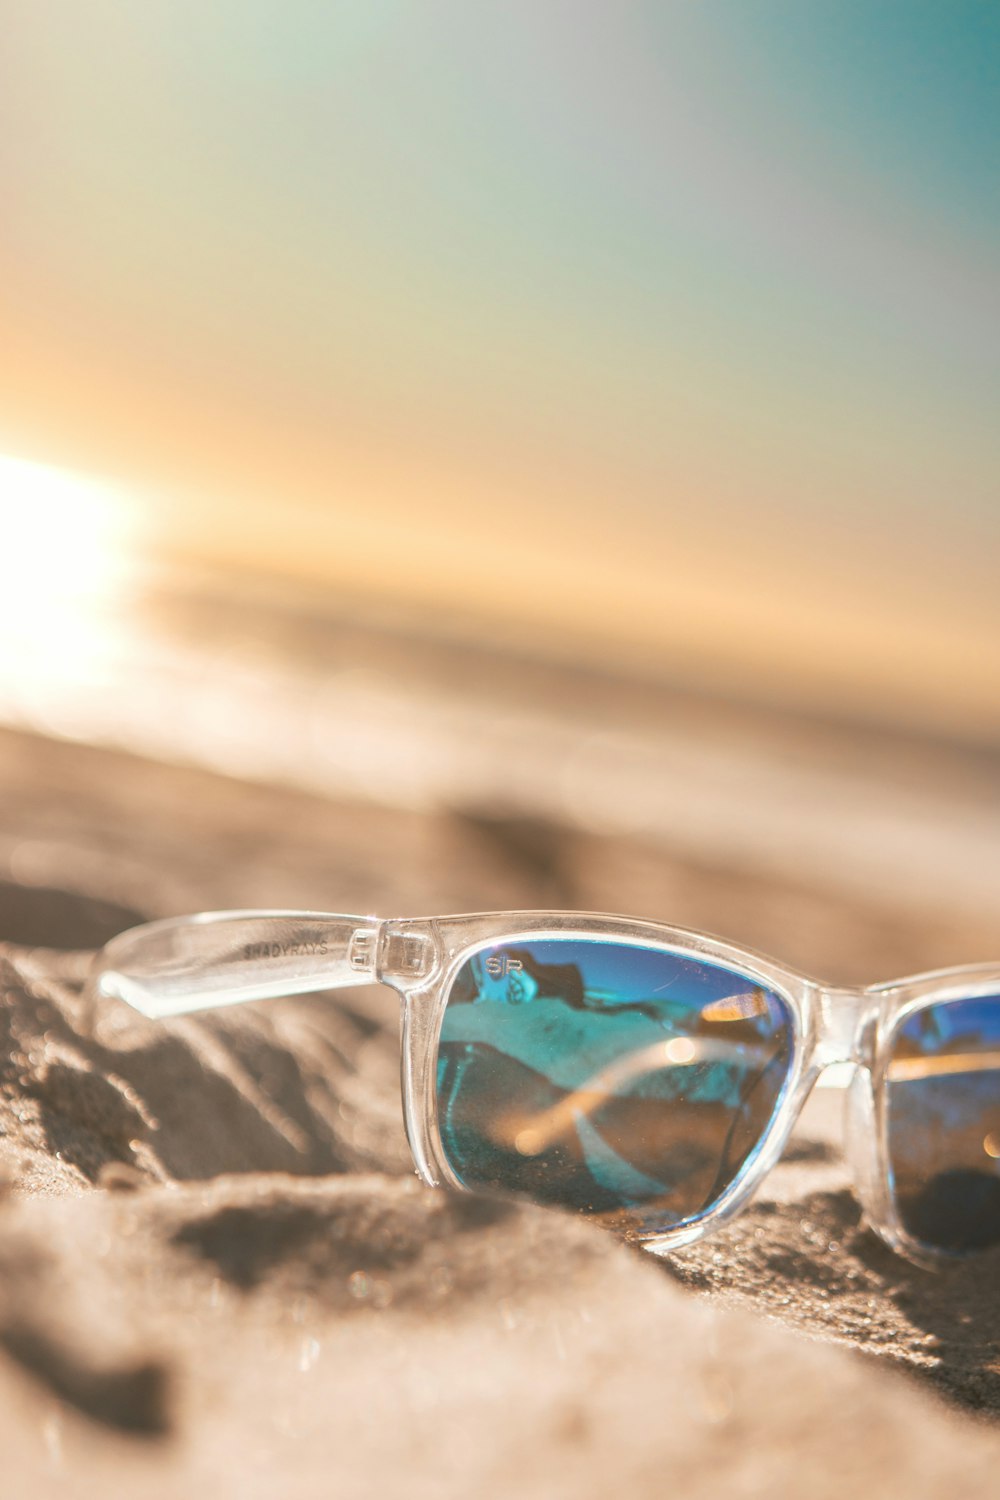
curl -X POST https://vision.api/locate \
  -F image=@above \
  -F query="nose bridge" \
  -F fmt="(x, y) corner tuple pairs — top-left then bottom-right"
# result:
(814, 985), (870, 1069)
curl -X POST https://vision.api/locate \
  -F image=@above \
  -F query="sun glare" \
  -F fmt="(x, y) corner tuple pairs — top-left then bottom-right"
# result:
(0, 454), (136, 723)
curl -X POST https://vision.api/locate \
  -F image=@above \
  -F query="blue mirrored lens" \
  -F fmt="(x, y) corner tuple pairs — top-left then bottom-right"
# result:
(436, 938), (795, 1232)
(886, 995), (1000, 1253)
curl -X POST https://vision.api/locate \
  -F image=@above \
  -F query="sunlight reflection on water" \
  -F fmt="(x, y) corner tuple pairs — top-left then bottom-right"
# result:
(0, 454), (139, 730)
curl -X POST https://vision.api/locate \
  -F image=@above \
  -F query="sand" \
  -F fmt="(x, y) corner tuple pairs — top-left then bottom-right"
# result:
(0, 724), (997, 1498)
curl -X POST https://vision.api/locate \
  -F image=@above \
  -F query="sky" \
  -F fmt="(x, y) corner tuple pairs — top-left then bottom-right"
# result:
(1, 3), (998, 734)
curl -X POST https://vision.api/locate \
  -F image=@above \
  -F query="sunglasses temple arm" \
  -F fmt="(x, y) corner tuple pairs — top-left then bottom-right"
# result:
(85, 911), (382, 1019)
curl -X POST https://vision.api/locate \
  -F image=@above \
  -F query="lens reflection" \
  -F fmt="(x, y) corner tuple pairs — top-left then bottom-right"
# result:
(886, 995), (1000, 1253)
(435, 938), (795, 1233)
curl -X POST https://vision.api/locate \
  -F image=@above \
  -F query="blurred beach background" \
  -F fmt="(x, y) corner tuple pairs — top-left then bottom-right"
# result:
(0, 1), (998, 949)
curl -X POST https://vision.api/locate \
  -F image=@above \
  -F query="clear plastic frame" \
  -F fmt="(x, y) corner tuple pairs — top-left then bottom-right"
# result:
(88, 908), (1000, 1267)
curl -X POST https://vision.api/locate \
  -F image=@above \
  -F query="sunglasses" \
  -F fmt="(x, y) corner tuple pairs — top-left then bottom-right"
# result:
(89, 909), (1000, 1266)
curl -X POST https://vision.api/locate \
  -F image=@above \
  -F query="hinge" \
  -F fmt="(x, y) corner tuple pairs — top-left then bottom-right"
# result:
(378, 929), (435, 983)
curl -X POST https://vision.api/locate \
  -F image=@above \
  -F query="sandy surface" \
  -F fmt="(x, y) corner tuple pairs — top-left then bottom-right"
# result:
(0, 723), (998, 1497)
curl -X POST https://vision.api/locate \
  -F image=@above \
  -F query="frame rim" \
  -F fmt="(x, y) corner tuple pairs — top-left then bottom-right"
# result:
(864, 969), (1000, 1267)
(391, 909), (822, 1251)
